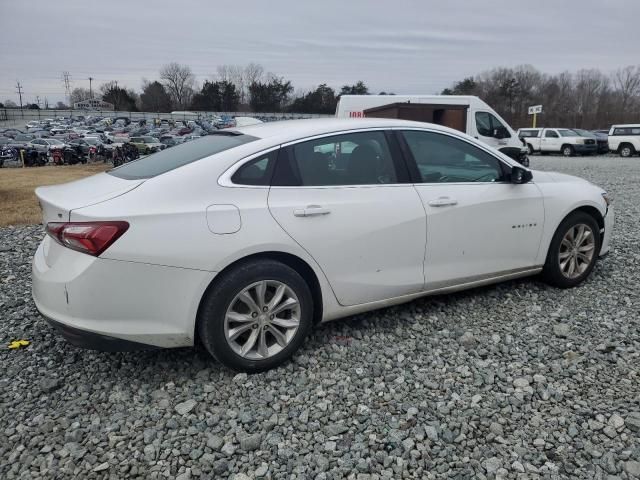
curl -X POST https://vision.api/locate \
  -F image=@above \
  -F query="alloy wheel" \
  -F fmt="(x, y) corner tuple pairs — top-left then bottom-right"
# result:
(224, 280), (301, 360)
(558, 223), (596, 279)
(621, 147), (632, 157)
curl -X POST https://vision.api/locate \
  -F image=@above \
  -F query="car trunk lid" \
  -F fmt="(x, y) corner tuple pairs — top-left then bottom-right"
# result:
(35, 172), (144, 224)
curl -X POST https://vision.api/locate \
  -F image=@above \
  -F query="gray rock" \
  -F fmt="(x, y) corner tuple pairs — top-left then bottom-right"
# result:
(553, 323), (571, 338)
(174, 399), (197, 415)
(626, 412), (640, 432)
(325, 423), (349, 436)
(40, 378), (61, 393)
(624, 461), (640, 477)
(240, 433), (262, 451)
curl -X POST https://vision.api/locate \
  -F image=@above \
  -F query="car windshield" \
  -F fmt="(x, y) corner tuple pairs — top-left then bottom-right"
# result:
(15, 134), (33, 140)
(558, 129), (578, 137)
(573, 129), (593, 137)
(142, 137), (156, 143)
(47, 139), (64, 145)
(108, 133), (258, 180)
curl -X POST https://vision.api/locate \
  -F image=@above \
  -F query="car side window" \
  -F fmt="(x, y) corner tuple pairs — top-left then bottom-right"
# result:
(231, 150), (278, 186)
(545, 130), (559, 138)
(275, 131), (398, 186)
(401, 130), (506, 183)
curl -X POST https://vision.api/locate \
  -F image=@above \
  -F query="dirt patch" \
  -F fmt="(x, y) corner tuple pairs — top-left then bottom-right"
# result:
(0, 164), (109, 227)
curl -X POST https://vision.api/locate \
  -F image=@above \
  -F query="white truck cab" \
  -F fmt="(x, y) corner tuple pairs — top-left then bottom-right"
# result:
(335, 95), (529, 165)
(608, 124), (640, 157)
(517, 128), (598, 157)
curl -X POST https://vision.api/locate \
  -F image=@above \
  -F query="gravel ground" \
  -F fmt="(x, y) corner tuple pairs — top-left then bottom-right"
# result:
(1, 155), (639, 479)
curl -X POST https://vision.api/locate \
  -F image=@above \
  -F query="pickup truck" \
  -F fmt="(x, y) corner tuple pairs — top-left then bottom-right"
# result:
(608, 124), (640, 157)
(517, 128), (598, 156)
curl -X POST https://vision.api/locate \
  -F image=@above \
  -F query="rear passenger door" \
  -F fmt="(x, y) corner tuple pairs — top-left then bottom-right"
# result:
(268, 129), (427, 306)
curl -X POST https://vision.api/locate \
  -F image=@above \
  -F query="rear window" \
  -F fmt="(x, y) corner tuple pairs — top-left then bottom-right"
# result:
(519, 130), (539, 138)
(108, 133), (258, 180)
(613, 127), (640, 136)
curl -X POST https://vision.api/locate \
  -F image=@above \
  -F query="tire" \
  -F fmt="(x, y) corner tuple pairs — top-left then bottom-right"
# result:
(619, 144), (635, 158)
(520, 156), (530, 167)
(527, 144), (534, 155)
(542, 211), (601, 288)
(198, 259), (314, 372)
(144, 148), (150, 155)
(562, 145), (574, 157)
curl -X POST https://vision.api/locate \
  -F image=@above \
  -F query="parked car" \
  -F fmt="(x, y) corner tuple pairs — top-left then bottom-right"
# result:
(573, 129), (608, 154)
(26, 138), (67, 153)
(68, 138), (103, 155)
(607, 124), (640, 157)
(7, 133), (35, 149)
(129, 136), (165, 154)
(33, 118), (613, 372)
(517, 128), (597, 156)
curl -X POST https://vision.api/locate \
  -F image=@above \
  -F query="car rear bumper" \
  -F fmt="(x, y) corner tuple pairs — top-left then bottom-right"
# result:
(32, 236), (213, 350)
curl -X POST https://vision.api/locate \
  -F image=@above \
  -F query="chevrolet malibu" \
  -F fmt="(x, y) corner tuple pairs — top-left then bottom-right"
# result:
(33, 119), (613, 372)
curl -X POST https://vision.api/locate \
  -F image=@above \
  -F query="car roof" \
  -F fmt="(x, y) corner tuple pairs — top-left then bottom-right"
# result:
(233, 118), (465, 144)
(611, 124), (640, 128)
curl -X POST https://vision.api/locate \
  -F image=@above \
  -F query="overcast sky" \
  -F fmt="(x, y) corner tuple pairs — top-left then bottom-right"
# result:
(1, 0), (638, 104)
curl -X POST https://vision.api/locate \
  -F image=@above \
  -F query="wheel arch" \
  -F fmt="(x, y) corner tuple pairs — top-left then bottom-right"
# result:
(543, 204), (605, 262)
(195, 251), (325, 341)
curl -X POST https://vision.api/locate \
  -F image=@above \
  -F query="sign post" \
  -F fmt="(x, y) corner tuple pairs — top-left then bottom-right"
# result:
(528, 105), (543, 128)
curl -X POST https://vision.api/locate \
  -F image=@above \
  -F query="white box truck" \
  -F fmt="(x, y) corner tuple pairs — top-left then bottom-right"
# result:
(336, 95), (529, 166)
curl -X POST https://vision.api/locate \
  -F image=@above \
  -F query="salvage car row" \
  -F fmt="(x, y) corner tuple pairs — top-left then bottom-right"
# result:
(0, 114), (262, 167)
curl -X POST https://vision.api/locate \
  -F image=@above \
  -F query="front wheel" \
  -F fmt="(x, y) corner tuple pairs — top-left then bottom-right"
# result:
(542, 211), (601, 288)
(198, 259), (313, 372)
(562, 145), (574, 157)
(527, 144), (534, 155)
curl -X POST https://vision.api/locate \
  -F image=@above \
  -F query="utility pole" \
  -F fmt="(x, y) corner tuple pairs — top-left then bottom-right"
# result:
(44, 97), (49, 109)
(36, 96), (41, 109)
(15, 81), (24, 118)
(88, 76), (94, 98)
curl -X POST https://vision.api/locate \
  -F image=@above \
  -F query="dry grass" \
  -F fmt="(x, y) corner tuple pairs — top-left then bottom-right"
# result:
(0, 164), (109, 227)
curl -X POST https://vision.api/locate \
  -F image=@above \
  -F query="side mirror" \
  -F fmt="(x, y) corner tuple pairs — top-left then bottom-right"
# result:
(511, 166), (533, 184)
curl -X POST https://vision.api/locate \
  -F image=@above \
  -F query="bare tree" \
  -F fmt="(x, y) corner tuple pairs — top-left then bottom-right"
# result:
(160, 62), (195, 110)
(612, 65), (640, 114)
(69, 88), (91, 106)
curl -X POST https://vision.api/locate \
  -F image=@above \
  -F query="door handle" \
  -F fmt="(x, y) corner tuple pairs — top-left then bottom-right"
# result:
(428, 197), (458, 207)
(293, 205), (331, 217)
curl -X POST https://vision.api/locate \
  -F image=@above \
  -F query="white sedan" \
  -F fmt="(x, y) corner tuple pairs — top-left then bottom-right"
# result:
(32, 119), (613, 371)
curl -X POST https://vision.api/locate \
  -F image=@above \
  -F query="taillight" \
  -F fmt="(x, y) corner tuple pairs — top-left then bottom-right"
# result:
(45, 221), (129, 256)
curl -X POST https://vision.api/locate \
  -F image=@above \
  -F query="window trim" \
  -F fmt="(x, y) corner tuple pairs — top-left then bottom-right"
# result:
(218, 145), (282, 188)
(393, 127), (515, 185)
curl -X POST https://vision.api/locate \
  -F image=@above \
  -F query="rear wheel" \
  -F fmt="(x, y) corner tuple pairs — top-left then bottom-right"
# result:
(562, 145), (574, 157)
(527, 144), (534, 155)
(543, 211), (600, 288)
(619, 144), (635, 158)
(198, 259), (313, 372)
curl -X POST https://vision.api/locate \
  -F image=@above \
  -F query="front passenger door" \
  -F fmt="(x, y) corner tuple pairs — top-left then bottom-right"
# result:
(398, 129), (544, 288)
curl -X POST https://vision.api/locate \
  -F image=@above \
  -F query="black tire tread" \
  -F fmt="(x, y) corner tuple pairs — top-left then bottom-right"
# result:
(197, 259), (313, 372)
(542, 211), (601, 288)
